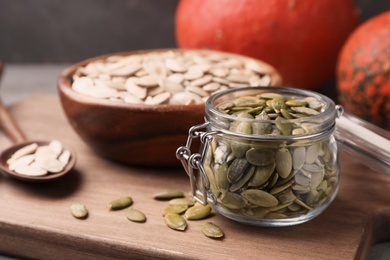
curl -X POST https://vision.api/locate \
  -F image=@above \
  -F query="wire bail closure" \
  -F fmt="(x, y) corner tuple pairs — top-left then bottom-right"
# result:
(176, 122), (218, 205)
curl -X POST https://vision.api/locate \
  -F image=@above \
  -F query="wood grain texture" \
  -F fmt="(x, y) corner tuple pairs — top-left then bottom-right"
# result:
(0, 95), (389, 260)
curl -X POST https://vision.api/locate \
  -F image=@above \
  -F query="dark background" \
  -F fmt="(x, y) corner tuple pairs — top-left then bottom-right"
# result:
(0, 0), (389, 63)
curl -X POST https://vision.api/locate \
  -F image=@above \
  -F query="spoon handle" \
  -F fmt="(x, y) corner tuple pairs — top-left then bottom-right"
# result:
(0, 100), (27, 144)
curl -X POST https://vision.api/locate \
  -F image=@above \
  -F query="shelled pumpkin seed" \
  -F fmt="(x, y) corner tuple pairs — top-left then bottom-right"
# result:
(153, 190), (185, 200)
(165, 213), (187, 231)
(70, 203), (88, 219)
(107, 196), (133, 210)
(201, 222), (224, 239)
(202, 92), (338, 220)
(125, 208), (146, 223)
(184, 204), (212, 220)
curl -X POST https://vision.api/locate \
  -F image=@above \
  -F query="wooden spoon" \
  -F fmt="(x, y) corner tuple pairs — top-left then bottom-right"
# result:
(0, 62), (76, 182)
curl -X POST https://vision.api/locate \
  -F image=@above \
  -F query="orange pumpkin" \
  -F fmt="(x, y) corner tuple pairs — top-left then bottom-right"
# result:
(175, 0), (359, 90)
(337, 11), (390, 130)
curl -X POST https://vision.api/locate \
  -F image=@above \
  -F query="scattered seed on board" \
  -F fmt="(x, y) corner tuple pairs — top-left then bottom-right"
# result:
(70, 203), (88, 219)
(71, 50), (275, 105)
(107, 196), (133, 210)
(164, 213), (187, 231)
(184, 204), (212, 220)
(169, 198), (195, 207)
(125, 208), (146, 223)
(201, 222), (224, 239)
(153, 190), (185, 200)
(162, 204), (188, 216)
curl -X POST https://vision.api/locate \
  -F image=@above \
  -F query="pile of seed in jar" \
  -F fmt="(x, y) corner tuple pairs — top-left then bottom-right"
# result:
(203, 92), (338, 219)
(71, 50), (274, 105)
(217, 92), (326, 136)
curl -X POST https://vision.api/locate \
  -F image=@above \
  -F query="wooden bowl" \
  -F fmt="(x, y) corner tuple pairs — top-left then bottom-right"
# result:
(57, 49), (282, 167)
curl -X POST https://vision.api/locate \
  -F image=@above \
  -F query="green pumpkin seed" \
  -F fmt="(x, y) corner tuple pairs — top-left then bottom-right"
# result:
(275, 116), (292, 136)
(267, 171), (279, 188)
(165, 213), (187, 231)
(250, 207), (270, 218)
(215, 163), (230, 193)
(201, 222), (224, 239)
(153, 190), (184, 200)
(268, 202), (293, 212)
(184, 204), (212, 220)
(258, 93), (283, 99)
(287, 203), (302, 212)
(248, 162), (275, 187)
(169, 198), (195, 207)
(70, 203), (88, 219)
(220, 192), (248, 209)
(285, 99), (308, 107)
(301, 123), (319, 133)
(246, 148), (275, 166)
(294, 199), (313, 210)
(308, 100), (324, 110)
(162, 204), (188, 216)
(292, 128), (306, 135)
(280, 108), (293, 119)
(240, 189), (278, 207)
(277, 189), (296, 204)
(290, 106), (320, 116)
(269, 180), (294, 195)
(230, 138), (250, 158)
(252, 111), (272, 135)
(275, 148), (292, 178)
(317, 180), (328, 193)
(230, 165), (255, 192)
(205, 166), (219, 196)
(236, 121), (252, 135)
(125, 208), (146, 223)
(271, 98), (286, 113)
(228, 158), (250, 184)
(108, 196), (133, 210)
(234, 96), (260, 106)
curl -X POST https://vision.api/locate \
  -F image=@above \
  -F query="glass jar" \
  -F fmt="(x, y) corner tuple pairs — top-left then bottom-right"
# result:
(177, 86), (341, 227)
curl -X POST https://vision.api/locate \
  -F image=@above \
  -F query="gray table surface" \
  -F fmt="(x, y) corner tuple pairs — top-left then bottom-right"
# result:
(0, 64), (389, 260)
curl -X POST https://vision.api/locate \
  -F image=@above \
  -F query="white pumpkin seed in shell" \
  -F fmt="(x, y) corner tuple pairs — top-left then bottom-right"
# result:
(71, 50), (275, 105)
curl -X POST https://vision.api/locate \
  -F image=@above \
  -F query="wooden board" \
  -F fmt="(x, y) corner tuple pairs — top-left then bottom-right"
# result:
(0, 95), (389, 260)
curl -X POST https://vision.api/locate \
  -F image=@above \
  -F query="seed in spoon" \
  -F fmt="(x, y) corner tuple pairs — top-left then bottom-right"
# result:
(8, 154), (35, 170)
(6, 143), (38, 164)
(58, 150), (71, 165)
(48, 140), (63, 156)
(14, 163), (47, 176)
(6, 141), (72, 176)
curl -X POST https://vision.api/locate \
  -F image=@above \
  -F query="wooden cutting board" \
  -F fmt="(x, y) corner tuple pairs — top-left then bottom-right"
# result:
(0, 95), (389, 260)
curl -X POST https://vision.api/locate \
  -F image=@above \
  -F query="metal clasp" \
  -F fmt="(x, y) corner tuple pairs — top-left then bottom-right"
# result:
(176, 122), (218, 205)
